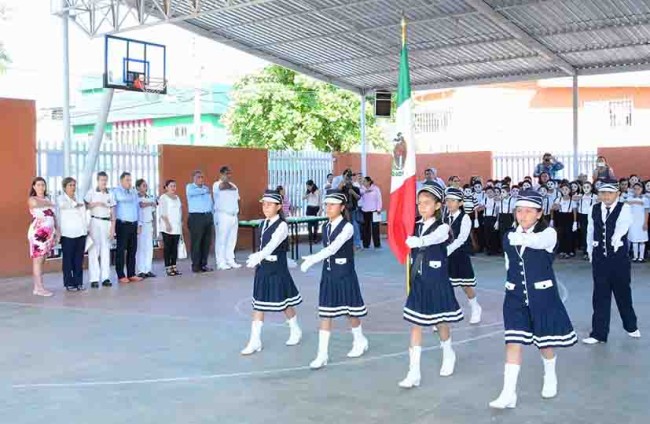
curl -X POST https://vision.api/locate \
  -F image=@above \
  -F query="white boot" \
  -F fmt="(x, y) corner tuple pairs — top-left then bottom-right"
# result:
(285, 316), (302, 346)
(469, 297), (482, 324)
(241, 321), (263, 355)
(489, 363), (520, 409)
(398, 346), (422, 388)
(310, 330), (330, 369)
(347, 325), (369, 358)
(541, 355), (558, 399)
(439, 338), (456, 377)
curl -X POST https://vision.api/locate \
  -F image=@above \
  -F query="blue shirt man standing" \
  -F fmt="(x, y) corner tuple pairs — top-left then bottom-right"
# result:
(533, 153), (564, 179)
(186, 170), (214, 273)
(113, 172), (142, 283)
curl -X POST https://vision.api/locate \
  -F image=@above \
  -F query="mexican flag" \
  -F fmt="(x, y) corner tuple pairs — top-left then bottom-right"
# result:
(387, 18), (417, 265)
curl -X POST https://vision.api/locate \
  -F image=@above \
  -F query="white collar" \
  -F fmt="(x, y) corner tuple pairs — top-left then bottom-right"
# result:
(266, 214), (280, 224)
(449, 210), (461, 219)
(329, 215), (344, 228)
(515, 224), (536, 234)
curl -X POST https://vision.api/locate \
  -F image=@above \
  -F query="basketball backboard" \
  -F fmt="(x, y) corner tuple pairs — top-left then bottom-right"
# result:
(104, 35), (167, 94)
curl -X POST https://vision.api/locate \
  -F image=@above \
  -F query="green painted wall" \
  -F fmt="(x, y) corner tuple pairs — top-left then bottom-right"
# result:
(73, 123), (113, 135)
(152, 114), (224, 128)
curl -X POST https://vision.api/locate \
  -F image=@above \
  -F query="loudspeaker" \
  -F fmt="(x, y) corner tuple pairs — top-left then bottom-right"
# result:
(374, 91), (392, 117)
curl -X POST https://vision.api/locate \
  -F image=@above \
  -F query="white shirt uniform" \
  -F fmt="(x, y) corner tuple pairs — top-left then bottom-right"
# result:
(627, 196), (650, 243)
(554, 197), (576, 213)
(586, 202), (633, 258)
(158, 194), (183, 235)
(136, 194), (156, 274)
(499, 197), (515, 215)
(484, 197), (499, 218)
(578, 194), (597, 215)
(84, 189), (115, 283)
(57, 194), (88, 238)
(213, 181), (241, 268)
(447, 211), (472, 256)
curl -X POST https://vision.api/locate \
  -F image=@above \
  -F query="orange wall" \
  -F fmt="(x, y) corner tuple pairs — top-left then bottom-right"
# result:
(529, 87), (650, 109)
(0, 98), (37, 277)
(597, 146), (650, 181)
(158, 145), (268, 250)
(333, 151), (493, 210)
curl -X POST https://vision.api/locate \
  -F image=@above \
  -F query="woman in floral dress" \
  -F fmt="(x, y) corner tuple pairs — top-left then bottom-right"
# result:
(27, 177), (57, 297)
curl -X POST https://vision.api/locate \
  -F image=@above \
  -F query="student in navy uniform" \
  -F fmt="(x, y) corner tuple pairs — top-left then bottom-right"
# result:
(462, 184), (480, 252)
(497, 185), (516, 251)
(490, 190), (577, 409)
(241, 190), (303, 355)
(445, 187), (482, 324)
(399, 183), (463, 388)
(552, 182), (578, 259)
(301, 190), (368, 369)
(582, 180), (641, 345)
(578, 181), (596, 260)
(483, 186), (500, 255)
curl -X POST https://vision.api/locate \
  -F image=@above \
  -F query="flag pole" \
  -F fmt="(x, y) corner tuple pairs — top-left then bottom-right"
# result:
(402, 14), (411, 296)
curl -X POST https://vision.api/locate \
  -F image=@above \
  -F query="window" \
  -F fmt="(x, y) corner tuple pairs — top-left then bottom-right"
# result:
(414, 110), (452, 134)
(608, 99), (633, 128)
(174, 126), (188, 138)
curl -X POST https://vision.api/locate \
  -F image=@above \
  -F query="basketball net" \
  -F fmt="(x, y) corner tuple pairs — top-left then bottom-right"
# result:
(142, 78), (168, 101)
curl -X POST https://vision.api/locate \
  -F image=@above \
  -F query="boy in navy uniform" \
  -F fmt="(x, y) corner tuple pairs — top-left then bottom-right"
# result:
(583, 180), (640, 344)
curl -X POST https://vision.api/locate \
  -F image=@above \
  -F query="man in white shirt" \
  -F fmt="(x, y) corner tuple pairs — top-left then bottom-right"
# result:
(84, 171), (115, 288)
(136, 178), (157, 278)
(583, 180), (640, 345)
(213, 166), (241, 270)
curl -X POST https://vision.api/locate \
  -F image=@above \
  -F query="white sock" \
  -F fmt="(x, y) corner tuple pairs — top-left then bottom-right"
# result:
(287, 316), (299, 330)
(440, 337), (453, 353)
(251, 320), (263, 342)
(410, 345), (422, 374)
(633, 243), (639, 260)
(542, 355), (556, 375)
(469, 297), (479, 308)
(503, 363), (520, 394)
(640, 243), (646, 260)
(351, 325), (365, 342)
(318, 330), (330, 356)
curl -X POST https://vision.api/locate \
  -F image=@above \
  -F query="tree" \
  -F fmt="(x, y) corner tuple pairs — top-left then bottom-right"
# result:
(223, 65), (388, 152)
(0, 3), (10, 73)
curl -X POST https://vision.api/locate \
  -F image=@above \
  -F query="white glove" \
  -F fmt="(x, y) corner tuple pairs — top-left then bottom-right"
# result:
(588, 252), (593, 263)
(300, 255), (316, 273)
(246, 253), (262, 269)
(572, 222), (578, 232)
(612, 238), (623, 253)
(473, 219), (479, 229)
(405, 236), (423, 249)
(494, 220), (499, 231)
(508, 232), (526, 246)
(549, 219), (555, 228)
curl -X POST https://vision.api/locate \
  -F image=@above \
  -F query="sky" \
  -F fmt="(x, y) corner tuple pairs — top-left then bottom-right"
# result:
(0, 0), (267, 106)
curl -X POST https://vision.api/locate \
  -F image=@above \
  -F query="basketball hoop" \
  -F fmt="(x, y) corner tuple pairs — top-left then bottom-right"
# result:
(142, 77), (168, 101)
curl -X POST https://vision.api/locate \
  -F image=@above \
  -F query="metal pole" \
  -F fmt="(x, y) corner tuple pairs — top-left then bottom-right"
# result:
(572, 74), (579, 179)
(360, 91), (367, 176)
(79, 89), (114, 198)
(62, 5), (71, 178)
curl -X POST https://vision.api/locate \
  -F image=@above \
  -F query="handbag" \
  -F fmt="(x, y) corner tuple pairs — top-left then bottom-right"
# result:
(177, 237), (188, 260)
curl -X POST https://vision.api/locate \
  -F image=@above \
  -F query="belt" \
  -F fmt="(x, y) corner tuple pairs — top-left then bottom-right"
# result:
(92, 216), (111, 221)
(116, 219), (137, 224)
(190, 212), (212, 215)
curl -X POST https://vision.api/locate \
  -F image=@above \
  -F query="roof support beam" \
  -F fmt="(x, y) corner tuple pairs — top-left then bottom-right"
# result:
(465, 0), (575, 76)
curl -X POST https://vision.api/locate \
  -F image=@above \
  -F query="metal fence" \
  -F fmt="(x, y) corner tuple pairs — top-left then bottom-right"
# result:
(267, 150), (333, 217)
(36, 137), (160, 197)
(493, 150), (598, 183)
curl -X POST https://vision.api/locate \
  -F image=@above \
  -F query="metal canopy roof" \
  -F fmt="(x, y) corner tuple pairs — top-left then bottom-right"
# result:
(55, 0), (650, 94)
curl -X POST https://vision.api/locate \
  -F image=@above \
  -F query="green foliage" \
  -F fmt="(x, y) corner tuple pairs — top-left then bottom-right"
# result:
(0, 3), (10, 73)
(223, 65), (388, 152)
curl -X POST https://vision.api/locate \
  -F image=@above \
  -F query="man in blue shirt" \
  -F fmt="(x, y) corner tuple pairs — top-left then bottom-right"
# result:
(113, 172), (142, 283)
(186, 170), (214, 273)
(533, 153), (564, 179)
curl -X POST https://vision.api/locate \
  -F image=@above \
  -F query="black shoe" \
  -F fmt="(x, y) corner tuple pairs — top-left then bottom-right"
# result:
(145, 272), (156, 278)
(75, 285), (86, 291)
(65, 286), (76, 292)
(102, 280), (112, 287)
(137, 273), (147, 279)
(172, 267), (182, 276)
(201, 266), (214, 273)
(91, 281), (99, 289)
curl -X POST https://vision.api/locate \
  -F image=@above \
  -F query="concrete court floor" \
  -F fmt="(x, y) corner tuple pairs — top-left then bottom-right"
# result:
(0, 243), (649, 424)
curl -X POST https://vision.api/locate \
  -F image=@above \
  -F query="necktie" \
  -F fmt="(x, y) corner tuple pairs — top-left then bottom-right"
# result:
(605, 207), (611, 220)
(263, 220), (270, 231)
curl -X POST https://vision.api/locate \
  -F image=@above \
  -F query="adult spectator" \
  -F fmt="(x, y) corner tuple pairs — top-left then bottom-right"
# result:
(533, 153), (564, 179)
(303, 179), (321, 243)
(447, 175), (461, 189)
(331, 168), (351, 191)
(360, 176), (382, 249)
(113, 172), (142, 284)
(277, 185), (292, 216)
(57, 177), (88, 291)
(338, 169), (362, 250)
(323, 173), (334, 191)
(213, 166), (241, 270)
(159, 179), (183, 276)
(84, 171), (115, 288)
(136, 178), (157, 279)
(186, 170), (214, 273)
(417, 168), (446, 192)
(592, 155), (616, 182)
(27, 177), (57, 297)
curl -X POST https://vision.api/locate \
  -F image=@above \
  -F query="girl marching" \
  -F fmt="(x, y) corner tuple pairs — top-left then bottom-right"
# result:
(399, 183), (463, 388)
(445, 187), (482, 324)
(241, 189), (302, 355)
(490, 189), (577, 409)
(300, 189), (368, 369)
